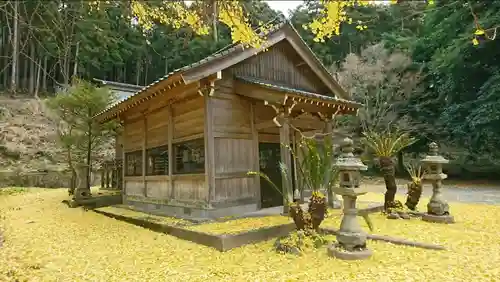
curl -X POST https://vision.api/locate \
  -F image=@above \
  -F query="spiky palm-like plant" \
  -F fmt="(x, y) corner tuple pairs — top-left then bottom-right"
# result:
(404, 162), (425, 211)
(361, 130), (417, 211)
(295, 137), (339, 208)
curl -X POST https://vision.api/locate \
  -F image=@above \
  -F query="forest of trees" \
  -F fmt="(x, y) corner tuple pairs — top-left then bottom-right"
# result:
(1, 0), (499, 178)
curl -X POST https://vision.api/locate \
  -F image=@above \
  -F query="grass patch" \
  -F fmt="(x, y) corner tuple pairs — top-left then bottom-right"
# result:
(1, 189), (500, 281)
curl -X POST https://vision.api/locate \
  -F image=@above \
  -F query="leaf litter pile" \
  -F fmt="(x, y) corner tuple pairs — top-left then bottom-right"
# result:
(1, 189), (500, 281)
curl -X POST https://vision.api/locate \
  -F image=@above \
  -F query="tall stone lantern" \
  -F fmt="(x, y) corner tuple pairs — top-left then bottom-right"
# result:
(327, 137), (372, 260)
(421, 142), (455, 223)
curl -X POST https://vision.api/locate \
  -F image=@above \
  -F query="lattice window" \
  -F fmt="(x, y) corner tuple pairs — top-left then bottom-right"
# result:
(174, 139), (205, 174)
(125, 150), (142, 176)
(146, 145), (169, 176)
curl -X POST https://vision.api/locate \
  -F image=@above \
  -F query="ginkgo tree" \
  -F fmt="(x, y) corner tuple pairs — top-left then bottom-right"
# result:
(90, 0), (490, 50)
(87, 0), (439, 49)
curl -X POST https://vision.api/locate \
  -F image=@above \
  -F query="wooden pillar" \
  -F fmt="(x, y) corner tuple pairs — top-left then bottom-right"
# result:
(142, 115), (147, 197)
(250, 102), (261, 209)
(291, 131), (299, 201)
(121, 127), (126, 195)
(203, 95), (216, 206)
(167, 105), (174, 199)
(279, 113), (293, 214)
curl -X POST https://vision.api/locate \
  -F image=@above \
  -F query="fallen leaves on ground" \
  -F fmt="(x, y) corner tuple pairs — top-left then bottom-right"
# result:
(187, 216), (292, 234)
(96, 206), (189, 226)
(1, 189), (500, 281)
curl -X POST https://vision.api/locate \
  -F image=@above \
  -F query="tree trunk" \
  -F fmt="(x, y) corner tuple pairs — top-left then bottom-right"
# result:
(42, 56), (47, 92)
(405, 182), (423, 211)
(86, 118), (92, 190)
(73, 41), (80, 78)
(397, 151), (404, 175)
(379, 156), (398, 211)
(144, 56), (149, 85)
(212, 0), (218, 42)
(135, 58), (141, 85)
(23, 47), (29, 91)
(29, 41), (36, 95)
(10, 0), (19, 94)
(34, 57), (42, 98)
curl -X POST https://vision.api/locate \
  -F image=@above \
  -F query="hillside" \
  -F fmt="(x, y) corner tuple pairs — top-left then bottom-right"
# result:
(0, 97), (65, 172)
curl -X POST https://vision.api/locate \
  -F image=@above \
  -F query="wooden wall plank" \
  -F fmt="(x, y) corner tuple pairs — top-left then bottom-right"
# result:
(212, 90), (252, 135)
(214, 138), (253, 174)
(214, 177), (256, 202)
(146, 179), (170, 199)
(123, 119), (143, 152)
(226, 41), (330, 94)
(173, 177), (207, 202)
(172, 96), (205, 139)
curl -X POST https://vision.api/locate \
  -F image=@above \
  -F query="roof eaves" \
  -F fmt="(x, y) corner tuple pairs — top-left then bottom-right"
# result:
(235, 75), (362, 108)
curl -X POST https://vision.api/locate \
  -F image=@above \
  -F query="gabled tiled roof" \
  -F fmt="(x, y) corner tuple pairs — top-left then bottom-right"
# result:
(95, 18), (355, 121)
(94, 20), (288, 119)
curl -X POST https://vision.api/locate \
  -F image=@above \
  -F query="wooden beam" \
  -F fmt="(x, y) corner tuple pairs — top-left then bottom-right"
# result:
(234, 81), (284, 104)
(255, 120), (276, 131)
(291, 118), (323, 131)
(235, 81), (359, 117)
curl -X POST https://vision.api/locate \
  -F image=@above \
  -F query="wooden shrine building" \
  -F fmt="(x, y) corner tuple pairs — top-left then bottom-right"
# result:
(94, 21), (362, 219)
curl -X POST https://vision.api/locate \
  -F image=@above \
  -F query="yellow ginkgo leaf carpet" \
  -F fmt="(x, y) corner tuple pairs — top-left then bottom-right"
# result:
(1, 188), (499, 282)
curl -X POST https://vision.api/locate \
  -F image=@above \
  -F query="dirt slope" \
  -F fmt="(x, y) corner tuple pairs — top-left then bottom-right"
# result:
(0, 98), (63, 171)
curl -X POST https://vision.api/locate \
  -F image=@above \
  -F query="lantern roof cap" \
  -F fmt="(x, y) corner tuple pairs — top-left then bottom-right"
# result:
(334, 137), (367, 171)
(421, 142), (449, 164)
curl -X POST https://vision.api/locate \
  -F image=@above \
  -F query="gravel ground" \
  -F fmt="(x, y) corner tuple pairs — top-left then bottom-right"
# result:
(362, 184), (500, 205)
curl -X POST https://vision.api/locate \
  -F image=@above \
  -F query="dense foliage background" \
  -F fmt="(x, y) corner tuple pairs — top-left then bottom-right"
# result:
(1, 0), (499, 178)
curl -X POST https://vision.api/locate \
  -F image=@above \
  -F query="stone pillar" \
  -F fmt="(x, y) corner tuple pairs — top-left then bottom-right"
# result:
(327, 138), (372, 260)
(421, 142), (455, 224)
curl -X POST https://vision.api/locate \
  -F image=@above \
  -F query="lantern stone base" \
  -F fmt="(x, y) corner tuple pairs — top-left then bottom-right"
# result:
(327, 243), (372, 260)
(422, 213), (455, 224)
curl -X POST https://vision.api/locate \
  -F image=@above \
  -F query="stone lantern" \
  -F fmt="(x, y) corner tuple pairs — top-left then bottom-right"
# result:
(421, 142), (455, 223)
(327, 137), (372, 260)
